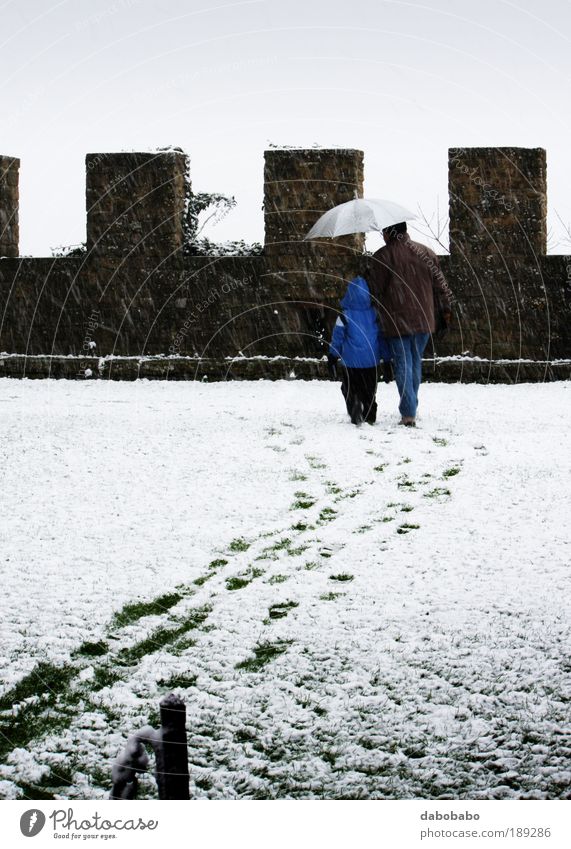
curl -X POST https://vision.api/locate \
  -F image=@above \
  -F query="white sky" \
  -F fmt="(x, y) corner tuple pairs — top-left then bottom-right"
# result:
(2, 0), (570, 255)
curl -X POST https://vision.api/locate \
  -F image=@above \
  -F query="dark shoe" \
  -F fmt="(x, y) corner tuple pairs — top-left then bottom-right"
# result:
(365, 402), (377, 425)
(382, 360), (394, 384)
(351, 398), (363, 426)
(400, 416), (416, 427)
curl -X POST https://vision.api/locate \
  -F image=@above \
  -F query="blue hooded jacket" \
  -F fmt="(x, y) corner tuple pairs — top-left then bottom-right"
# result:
(329, 276), (391, 368)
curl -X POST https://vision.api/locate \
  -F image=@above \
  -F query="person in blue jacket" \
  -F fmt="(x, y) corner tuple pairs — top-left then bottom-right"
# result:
(328, 276), (393, 425)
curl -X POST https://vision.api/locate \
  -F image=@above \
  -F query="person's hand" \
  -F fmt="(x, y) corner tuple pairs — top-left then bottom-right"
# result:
(381, 360), (394, 384)
(327, 355), (339, 380)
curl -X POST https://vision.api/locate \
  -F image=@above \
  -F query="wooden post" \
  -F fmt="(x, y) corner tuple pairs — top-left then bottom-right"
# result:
(155, 693), (190, 800)
(110, 693), (190, 800)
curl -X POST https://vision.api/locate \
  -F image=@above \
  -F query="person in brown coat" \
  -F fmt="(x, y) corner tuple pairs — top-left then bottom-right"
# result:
(368, 222), (452, 426)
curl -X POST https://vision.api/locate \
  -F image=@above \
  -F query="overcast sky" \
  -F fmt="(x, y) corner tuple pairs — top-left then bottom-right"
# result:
(2, 0), (570, 255)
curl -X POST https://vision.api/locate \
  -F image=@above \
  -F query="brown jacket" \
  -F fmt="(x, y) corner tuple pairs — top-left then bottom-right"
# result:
(369, 235), (452, 338)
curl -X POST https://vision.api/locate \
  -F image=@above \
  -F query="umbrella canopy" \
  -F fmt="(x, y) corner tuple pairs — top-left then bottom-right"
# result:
(304, 197), (416, 240)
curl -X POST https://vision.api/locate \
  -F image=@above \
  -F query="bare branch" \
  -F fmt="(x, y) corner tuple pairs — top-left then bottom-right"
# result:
(411, 201), (450, 253)
(553, 210), (571, 251)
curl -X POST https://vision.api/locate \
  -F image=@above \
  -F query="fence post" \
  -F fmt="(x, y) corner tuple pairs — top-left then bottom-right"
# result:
(110, 693), (190, 800)
(154, 693), (190, 800)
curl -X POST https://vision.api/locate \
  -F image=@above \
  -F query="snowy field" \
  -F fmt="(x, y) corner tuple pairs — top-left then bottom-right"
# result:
(0, 378), (570, 801)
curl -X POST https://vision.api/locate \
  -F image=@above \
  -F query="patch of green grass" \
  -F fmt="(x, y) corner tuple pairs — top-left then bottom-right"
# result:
(87, 765), (112, 789)
(0, 673), (84, 761)
(16, 782), (56, 800)
(374, 464), (387, 472)
(267, 574), (289, 584)
(303, 561), (320, 571)
(235, 727), (257, 743)
(0, 662), (76, 713)
(443, 466), (461, 478)
(226, 567), (264, 591)
(356, 525), (372, 533)
(171, 635), (197, 653)
(146, 706), (160, 728)
(318, 507), (337, 524)
(111, 591), (184, 629)
(266, 537), (291, 552)
(116, 605), (211, 666)
(91, 666), (123, 691)
(75, 640), (108, 658)
(329, 573), (354, 582)
(290, 521), (309, 532)
(33, 765), (75, 792)
(228, 537), (250, 553)
(193, 573), (214, 586)
(382, 516), (394, 523)
(292, 491), (316, 510)
(400, 505), (414, 513)
(268, 601), (299, 620)
(226, 575), (251, 591)
(287, 544), (309, 556)
(289, 471), (307, 482)
(120, 626), (189, 663)
(320, 591), (344, 601)
(397, 523), (420, 535)
(397, 477), (417, 491)
(433, 436), (448, 446)
(236, 640), (293, 672)
(399, 457), (412, 464)
(0, 708), (74, 763)
(424, 487), (451, 499)
(157, 672), (197, 690)
(208, 558), (228, 569)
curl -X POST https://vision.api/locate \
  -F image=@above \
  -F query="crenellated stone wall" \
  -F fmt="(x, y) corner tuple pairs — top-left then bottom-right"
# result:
(443, 147), (566, 362)
(0, 146), (570, 381)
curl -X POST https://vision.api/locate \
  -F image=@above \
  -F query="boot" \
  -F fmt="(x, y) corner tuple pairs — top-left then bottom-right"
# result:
(351, 398), (363, 426)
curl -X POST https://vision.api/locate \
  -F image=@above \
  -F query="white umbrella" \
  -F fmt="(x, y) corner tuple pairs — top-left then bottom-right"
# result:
(304, 197), (416, 240)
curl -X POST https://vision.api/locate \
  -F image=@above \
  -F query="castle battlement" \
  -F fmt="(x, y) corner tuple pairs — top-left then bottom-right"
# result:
(0, 147), (569, 381)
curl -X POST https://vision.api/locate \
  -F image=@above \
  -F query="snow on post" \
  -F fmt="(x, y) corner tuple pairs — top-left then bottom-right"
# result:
(110, 693), (190, 800)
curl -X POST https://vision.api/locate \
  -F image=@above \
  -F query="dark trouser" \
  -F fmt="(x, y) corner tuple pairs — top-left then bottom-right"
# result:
(387, 332), (430, 418)
(340, 366), (378, 423)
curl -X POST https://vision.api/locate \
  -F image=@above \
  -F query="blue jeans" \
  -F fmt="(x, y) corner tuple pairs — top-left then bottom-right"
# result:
(387, 333), (430, 419)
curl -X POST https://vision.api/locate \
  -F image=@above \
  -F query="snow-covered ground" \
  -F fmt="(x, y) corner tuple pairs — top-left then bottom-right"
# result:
(0, 378), (570, 800)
